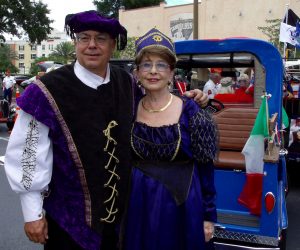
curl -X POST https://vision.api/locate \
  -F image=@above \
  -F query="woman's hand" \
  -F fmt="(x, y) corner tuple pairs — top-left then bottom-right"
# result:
(204, 221), (214, 242)
(184, 89), (209, 108)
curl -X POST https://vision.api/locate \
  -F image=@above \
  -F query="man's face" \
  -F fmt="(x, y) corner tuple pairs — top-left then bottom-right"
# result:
(212, 73), (221, 84)
(75, 30), (116, 76)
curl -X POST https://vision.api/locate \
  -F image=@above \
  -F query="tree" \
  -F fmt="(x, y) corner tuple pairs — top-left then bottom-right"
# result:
(49, 42), (75, 64)
(258, 19), (283, 52)
(0, 44), (18, 73)
(0, 0), (53, 44)
(93, 0), (164, 18)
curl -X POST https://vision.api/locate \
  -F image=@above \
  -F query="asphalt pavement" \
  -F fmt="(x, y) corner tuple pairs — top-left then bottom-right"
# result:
(286, 162), (300, 250)
(0, 125), (42, 250)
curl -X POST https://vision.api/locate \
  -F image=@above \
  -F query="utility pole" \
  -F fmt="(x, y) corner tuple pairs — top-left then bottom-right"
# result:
(193, 0), (198, 39)
(283, 3), (289, 61)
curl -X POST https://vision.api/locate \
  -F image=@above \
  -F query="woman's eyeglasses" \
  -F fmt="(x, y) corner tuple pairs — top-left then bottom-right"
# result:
(138, 62), (170, 72)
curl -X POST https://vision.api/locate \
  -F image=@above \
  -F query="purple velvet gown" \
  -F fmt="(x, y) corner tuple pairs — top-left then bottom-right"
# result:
(123, 98), (217, 250)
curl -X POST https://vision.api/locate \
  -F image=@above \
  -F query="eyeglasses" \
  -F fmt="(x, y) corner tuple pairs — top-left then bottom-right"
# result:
(76, 34), (110, 45)
(138, 62), (170, 72)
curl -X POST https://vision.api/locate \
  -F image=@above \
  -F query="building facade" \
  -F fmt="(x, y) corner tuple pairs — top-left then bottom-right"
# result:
(119, 0), (300, 42)
(6, 29), (69, 74)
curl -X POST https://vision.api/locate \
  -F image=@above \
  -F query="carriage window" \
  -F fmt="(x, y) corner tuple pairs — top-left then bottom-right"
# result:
(175, 53), (265, 108)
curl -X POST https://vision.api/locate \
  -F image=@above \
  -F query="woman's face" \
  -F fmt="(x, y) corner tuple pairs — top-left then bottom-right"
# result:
(136, 54), (174, 92)
(238, 79), (249, 88)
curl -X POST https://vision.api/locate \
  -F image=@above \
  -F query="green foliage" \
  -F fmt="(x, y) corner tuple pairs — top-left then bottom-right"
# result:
(93, 0), (164, 18)
(113, 36), (136, 59)
(0, 44), (18, 73)
(124, 0), (164, 9)
(258, 19), (283, 52)
(0, 0), (53, 44)
(93, 0), (121, 18)
(49, 42), (75, 64)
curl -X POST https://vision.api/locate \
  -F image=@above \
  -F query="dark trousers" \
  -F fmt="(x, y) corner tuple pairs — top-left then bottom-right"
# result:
(3, 88), (12, 104)
(44, 215), (119, 250)
(44, 215), (83, 250)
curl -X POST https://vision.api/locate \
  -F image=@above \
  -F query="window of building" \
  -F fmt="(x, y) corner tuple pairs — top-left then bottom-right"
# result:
(42, 54), (46, 57)
(42, 45), (45, 50)
(48, 44), (53, 50)
(31, 45), (37, 50)
(19, 54), (24, 59)
(19, 45), (25, 51)
(19, 63), (25, 68)
(31, 54), (37, 59)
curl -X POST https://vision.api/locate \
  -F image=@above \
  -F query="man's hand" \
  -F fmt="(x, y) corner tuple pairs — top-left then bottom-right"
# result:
(203, 221), (214, 242)
(24, 216), (48, 244)
(184, 89), (209, 108)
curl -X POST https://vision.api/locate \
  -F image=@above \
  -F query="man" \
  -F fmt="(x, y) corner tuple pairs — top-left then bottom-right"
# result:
(2, 69), (16, 104)
(4, 10), (208, 250)
(203, 68), (222, 99)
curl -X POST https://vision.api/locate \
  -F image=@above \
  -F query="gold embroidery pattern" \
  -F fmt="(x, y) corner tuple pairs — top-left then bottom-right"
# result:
(130, 123), (144, 160)
(153, 35), (162, 42)
(171, 124), (181, 161)
(101, 120), (120, 223)
(130, 123), (181, 161)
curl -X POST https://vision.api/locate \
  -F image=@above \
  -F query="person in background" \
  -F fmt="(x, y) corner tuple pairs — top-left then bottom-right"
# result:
(217, 77), (234, 94)
(4, 10), (209, 250)
(2, 69), (16, 104)
(235, 73), (254, 103)
(203, 68), (222, 99)
(174, 75), (187, 95)
(123, 28), (218, 250)
(215, 73), (254, 104)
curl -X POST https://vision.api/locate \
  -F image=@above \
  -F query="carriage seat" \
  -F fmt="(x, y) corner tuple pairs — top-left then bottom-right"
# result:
(213, 108), (258, 170)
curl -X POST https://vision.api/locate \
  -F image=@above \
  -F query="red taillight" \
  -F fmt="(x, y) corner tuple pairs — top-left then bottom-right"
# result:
(265, 192), (276, 213)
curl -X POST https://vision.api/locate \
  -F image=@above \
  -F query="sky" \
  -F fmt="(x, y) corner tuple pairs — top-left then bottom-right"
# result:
(41, 0), (194, 31)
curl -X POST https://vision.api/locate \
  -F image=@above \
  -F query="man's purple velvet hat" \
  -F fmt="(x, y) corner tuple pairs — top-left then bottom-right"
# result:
(135, 28), (175, 55)
(65, 10), (127, 50)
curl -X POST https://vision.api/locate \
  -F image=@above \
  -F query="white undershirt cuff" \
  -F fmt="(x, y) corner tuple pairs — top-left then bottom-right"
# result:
(20, 191), (44, 222)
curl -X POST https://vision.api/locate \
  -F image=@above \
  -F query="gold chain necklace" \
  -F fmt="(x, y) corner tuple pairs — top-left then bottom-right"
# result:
(142, 94), (173, 113)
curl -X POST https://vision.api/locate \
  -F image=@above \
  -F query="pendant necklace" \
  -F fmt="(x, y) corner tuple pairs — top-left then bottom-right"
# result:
(142, 94), (173, 113)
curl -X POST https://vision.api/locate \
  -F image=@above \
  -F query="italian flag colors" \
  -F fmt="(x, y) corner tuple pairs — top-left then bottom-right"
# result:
(238, 96), (269, 215)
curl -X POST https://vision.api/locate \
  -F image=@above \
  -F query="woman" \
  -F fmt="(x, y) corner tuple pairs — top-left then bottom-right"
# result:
(123, 28), (218, 250)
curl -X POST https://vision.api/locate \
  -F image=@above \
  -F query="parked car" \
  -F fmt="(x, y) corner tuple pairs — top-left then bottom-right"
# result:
(110, 59), (135, 73)
(36, 61), (64, 72)
(13, 75), (31, 86)
(175, 38), (288, 250)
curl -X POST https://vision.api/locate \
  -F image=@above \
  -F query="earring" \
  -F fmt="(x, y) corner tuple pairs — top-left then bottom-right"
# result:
(137, 80), (142, 88)
(168, 80), (173, 90)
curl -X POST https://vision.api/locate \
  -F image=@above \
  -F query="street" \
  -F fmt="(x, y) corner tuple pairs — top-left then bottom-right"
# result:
(0, 123), (299, 249)
(0, 124), (42, 250)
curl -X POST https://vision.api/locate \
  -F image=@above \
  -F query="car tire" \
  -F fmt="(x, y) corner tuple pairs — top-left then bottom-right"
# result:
(279, 229), (287, 250)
